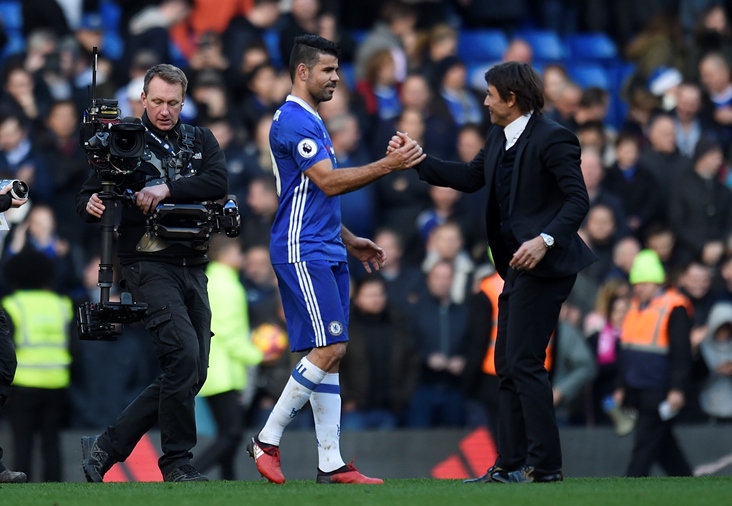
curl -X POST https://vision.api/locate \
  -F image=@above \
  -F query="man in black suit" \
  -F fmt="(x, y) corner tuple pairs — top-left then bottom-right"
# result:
(391, 62), (596, 482)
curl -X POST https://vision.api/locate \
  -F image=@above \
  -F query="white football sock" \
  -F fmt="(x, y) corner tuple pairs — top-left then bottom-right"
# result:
(310, 373), (346, 473)
(258, 357), (326, 446)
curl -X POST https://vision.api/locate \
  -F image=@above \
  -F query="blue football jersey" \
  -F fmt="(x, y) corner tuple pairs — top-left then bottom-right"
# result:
(269, 95), (345, 264)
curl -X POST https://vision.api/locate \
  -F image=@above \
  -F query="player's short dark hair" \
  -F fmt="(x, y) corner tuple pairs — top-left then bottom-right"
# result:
(484, 61), (545, 114)
(289, 35), (341, 81)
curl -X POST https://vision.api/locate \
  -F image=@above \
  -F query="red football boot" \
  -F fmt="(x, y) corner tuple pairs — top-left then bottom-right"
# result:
(246, 437), (285, 484)
(316, 462), (384, 484)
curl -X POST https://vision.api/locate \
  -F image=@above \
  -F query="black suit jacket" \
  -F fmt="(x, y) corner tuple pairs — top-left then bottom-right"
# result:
(416, 113), (596, 279)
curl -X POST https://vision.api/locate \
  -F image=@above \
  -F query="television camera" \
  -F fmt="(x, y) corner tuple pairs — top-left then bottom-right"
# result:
(77, 48), (240, 341)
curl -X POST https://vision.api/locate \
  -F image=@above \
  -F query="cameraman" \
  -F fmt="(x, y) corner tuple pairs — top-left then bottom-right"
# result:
(76, 64), (227, 483)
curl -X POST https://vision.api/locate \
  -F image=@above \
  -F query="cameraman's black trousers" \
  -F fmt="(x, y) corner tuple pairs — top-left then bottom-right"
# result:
(98, 261), (211, 476)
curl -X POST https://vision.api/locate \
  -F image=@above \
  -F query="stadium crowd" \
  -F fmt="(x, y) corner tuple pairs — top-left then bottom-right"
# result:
(2, 0), (732, 480)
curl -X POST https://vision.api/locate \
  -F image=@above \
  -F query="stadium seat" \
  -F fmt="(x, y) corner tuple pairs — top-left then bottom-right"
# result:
(0, 1), (23, 31)
(103, 31), (124, 60)
(99, 0), (122, 31)
(607, 61), (637, 129)
(350, 29), (368, 46)
(458, 29), (508, 63)
(338, 62), (356, 90)
(0, 30), (25, 59)
(168, 41), (189, 69)
(263, 29), (282, 70)
(467, 61), (493, 91)
(567, 63), (610, 90)
(565, 33), (618, 62)
(516, 30), (565, 62)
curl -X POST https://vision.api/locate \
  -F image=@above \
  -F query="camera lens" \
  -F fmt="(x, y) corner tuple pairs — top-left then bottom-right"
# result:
(113, 131), (139, 155)
(10, 180), (29, 200)
(108, 120), (146, 158)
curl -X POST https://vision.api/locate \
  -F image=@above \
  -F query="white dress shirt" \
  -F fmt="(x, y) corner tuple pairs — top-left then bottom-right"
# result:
(503, 112), (532, 150)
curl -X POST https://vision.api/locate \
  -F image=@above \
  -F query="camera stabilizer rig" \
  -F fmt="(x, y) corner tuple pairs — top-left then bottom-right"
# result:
(77, 47), (147, 341)
(77, 183), (148, 341)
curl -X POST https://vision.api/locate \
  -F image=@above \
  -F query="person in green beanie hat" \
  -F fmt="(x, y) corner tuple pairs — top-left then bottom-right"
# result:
(614, 249), (694, 477)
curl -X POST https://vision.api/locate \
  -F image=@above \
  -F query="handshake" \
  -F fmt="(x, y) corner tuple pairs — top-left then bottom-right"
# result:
(382, 131), (425, 170)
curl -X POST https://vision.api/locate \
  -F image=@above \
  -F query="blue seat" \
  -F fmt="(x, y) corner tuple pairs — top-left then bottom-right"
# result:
(567, 63), (610, 89)
(0, 29), (24, 60)
(0, 1), (23, 31)
(103, 31), (124, 60)
(338, 62), (355, 90)
(350, 29), (368, 46)
(565, 33), (618, 62)
(168, 41), (189, 69)
(99, 0), (122, 31)
(467, 61), (493, 90)
(516, 30), (565, 62)
(607, 61), (636, 129)
(458, 29), (508, 63)
(262, 29), (282, 70)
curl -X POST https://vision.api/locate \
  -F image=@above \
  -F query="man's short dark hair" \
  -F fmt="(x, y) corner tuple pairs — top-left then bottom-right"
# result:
(289, 35), (340, 81)
(381, 1), (417, 23)
(484, 61), (545, 114)
(577, 120), (605, 137)
(4, 248), (55, 290)
(579, 87), (608, 108)
(615, 129), (642, 148)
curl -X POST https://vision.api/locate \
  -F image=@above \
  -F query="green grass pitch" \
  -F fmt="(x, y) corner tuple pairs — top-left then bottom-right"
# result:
(1, 477), (730, 506)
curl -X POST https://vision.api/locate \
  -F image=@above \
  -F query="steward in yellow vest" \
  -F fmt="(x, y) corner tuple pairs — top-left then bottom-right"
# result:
(1, 248), (73, 482)
(615, 249), (692, 477)
(3, 290), (73, 389)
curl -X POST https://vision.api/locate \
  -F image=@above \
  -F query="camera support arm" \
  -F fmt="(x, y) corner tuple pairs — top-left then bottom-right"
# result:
(97, 181), (116, 303)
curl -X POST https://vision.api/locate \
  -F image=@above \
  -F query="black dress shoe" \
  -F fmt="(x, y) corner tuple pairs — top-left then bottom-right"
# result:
(463, 464), (510, 483)
(505, 465), (563, 483)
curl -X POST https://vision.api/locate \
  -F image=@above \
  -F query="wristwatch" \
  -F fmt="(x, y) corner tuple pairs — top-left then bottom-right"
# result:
(540, 233), (555, 249)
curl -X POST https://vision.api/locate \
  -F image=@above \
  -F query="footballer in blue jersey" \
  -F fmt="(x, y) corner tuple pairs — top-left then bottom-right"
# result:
(269, 95), (345, 265)
(247, 34), (425, 486)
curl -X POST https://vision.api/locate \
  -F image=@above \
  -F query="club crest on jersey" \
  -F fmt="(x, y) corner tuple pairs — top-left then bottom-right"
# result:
(328, 321), (343, 336)
(298, 139), (318, 159)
